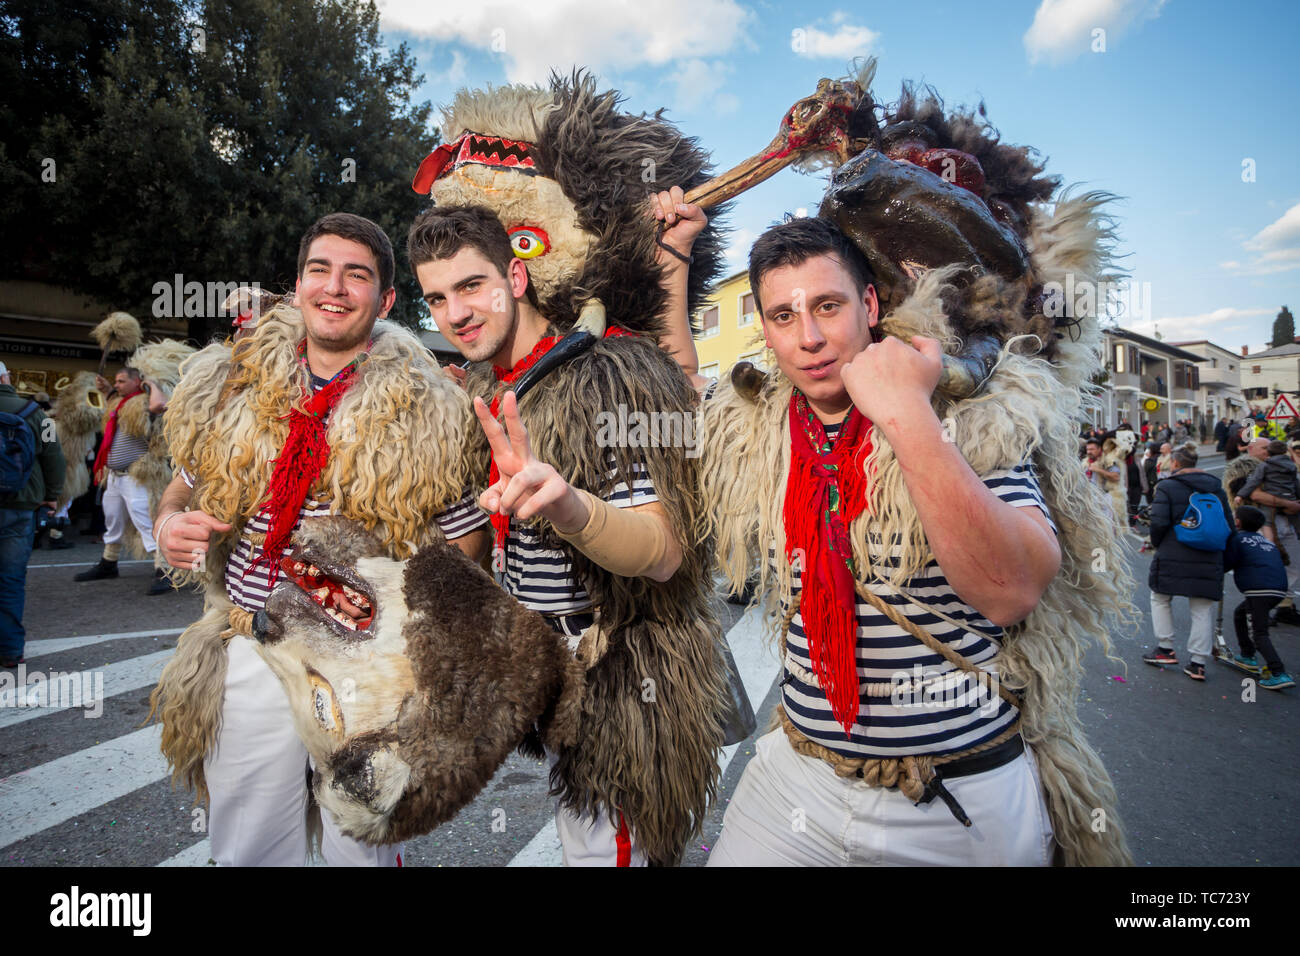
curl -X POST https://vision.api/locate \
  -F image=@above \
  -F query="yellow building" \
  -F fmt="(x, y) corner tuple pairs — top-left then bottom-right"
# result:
(693, 269), (768, 380)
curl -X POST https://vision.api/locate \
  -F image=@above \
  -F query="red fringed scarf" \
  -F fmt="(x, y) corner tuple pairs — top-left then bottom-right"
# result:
(92, 387), (143, 484)
(487, 327), (633, 557)
(246, 342), (367, 585)
(784, 391), (873, 737)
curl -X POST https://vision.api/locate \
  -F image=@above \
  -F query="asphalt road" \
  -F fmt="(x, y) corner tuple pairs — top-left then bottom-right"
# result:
(2, 479), (1296, 867)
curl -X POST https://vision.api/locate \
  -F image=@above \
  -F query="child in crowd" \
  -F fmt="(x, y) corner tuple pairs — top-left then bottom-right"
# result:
(1239, 440), (1300, 536)
(1223, 506), (1295, 689)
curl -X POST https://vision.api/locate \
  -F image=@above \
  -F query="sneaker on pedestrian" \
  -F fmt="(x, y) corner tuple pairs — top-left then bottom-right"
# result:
(1, 657), (25, 668)
(1259, 672), (1295, 691)
(147, 568), (172, 596)
(1273, 606), (1300, 627)
(1232, 654), (1261, 674)
(1183, 662), (1206, 681)
(1142, 646), (1178, 666)
(74, 558), (118, 582)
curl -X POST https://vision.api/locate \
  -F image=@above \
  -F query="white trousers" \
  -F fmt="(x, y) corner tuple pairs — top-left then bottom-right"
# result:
(1150, 592), (1215, 664)
(101, 471), (156, 553)
(547, 749), (647, 866)
(204, 637), (403, 867)
(554, 804), (648, 867)
(707, 728), (1055, 867)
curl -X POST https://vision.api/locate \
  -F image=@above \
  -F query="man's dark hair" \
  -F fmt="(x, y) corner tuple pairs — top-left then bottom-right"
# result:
(406, 205), (538, 307)
(748, 216), (875, 318)
(297, 212), (395, 291)
(1236, 505), (1266, 533)
(119, 366), (141, 381)
(1268, 439), (1288, 457)
(1172, 444), (1198, 469)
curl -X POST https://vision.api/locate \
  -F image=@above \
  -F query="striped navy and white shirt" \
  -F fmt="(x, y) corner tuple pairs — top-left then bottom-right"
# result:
(178, 471), (486, 614)
(782, 420), (1058, 758)
(502, 457), (658, 616)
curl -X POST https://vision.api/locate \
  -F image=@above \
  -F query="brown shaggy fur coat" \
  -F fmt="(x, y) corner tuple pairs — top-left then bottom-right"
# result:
(149, 306), (477, 801)
(468, 333), (728, 866)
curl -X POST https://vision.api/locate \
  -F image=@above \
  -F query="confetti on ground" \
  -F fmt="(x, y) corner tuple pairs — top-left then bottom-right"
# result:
(1110, 675), (1127, 683)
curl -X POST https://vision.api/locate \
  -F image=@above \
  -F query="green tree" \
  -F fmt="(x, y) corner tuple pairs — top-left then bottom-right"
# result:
(1272, 305), (1295, 349)
(1, 0), (438, 341)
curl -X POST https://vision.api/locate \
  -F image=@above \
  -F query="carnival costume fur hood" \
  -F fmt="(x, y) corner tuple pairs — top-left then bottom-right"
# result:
(148, 304), (478, 804)
(1098, 428), (1138, 530)
(417, 72), (732, 864)
(55, 340), (196, 564)
(699, 80), (1136, 867)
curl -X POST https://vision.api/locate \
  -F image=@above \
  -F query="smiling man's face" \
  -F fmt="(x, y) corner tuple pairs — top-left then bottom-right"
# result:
(415, 245), (523, 366)
(758, 253), (879, 423)
(294, 234), (395, 355)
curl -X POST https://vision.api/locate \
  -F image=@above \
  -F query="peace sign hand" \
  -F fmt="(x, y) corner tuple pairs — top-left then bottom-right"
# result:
(473, 391), (590, 533)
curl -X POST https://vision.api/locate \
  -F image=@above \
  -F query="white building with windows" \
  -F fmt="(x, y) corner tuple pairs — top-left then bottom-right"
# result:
(1098, 328), (1203, 431)
(1239, 342), (1300, 409)
(1169, 340), (1248, 425)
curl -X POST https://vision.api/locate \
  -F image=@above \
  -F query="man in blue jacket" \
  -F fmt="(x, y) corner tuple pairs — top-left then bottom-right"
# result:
(0, 361), (66, 667)
(1143, 445), (1232, 681)
(1224, 505), (1295, 689)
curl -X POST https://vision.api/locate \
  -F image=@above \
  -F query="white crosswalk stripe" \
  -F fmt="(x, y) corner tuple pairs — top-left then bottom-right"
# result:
(28, 559), (157, 570)
(158, 839), (214, 866)
(0, 725), (167, 848)
(23, 628), (182, 659)
(0, 650), (173, 727)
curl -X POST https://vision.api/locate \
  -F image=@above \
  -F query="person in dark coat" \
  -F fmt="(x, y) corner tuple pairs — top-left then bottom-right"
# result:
(1214, 417), (1228, 452)
(1141, 441), (1160, 506)
(1224, 421), (1247, 461)
(1143, 444), (1232, 681)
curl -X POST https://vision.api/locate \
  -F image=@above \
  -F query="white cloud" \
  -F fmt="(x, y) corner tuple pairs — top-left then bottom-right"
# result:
(1128, 306), (1273, 339)
(436, 50), (468, 86)
(669, 59), (740, 115)
(376, 0), (752, 84)
(1245, 202), (1300, 250)
(1223, 202), (1300, 276)
(724, 227), (757, 273)
(1023, 0), (1167, 65)
(793, 21), (880, 60)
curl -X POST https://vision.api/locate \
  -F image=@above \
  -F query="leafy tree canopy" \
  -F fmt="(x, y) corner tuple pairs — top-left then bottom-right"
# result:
(1272, 305), (1295, 349)
(0, 0), (439, 341)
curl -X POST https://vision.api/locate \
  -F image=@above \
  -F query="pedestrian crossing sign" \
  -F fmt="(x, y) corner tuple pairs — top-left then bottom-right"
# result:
(1267, 393), (1300, 421)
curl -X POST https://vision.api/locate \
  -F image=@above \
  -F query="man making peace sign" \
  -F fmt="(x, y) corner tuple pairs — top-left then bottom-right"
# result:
(472, 390), (683, 584)
(408, 202), (727, 868)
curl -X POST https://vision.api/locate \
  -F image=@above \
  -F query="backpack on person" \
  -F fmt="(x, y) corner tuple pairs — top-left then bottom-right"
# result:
(1171, 478), (1231, 551)
(0, 400), (40, 495)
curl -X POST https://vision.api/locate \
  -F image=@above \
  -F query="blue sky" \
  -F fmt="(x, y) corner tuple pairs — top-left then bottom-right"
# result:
(376, 0), (1299, 351)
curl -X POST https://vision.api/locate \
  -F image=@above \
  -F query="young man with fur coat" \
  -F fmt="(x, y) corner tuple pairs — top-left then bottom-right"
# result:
(698, 217), (1067, 865)
(149, 213), (489, 866)
(408, 203), (726, 867)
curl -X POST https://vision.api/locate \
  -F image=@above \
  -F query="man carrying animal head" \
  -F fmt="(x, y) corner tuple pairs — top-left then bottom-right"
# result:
(698, 216), (1065, 866)
(407, 202), (726, 867)
(149, 212), (489, 866)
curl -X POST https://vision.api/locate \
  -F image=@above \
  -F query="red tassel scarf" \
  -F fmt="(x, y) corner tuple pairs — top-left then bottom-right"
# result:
(246, 341), (367, 585)
(92, 387), (144, 484)
(784, 391), (872, 737)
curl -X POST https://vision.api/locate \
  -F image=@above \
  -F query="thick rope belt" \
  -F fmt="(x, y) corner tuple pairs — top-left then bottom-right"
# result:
(222, 607), (255, 643)
(777, 575), (1025, 825)
(779, 708), (1023, 825)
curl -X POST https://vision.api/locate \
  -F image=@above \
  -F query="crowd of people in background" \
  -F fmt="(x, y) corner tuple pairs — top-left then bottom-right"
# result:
(1079, 414), (1297, 690)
